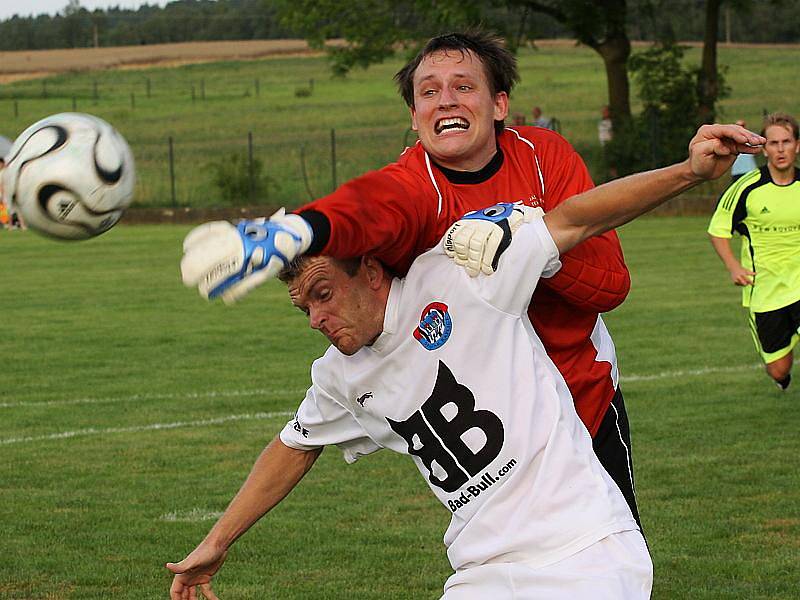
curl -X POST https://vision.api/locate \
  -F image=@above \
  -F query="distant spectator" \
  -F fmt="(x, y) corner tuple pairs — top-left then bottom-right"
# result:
(0, 157), (8, 229)
(0, 135), (11, 160)
(531, 106), (554, 130)
(730, 120), (758, 181)
(511, 113), (526, 126)
(598, 106), (617, 180)
(598, 105), (613, 146)
(0, 157), (25, 230)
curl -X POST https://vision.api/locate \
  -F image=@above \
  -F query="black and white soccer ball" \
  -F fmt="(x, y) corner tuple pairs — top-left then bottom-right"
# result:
(2, 112), (135, 240)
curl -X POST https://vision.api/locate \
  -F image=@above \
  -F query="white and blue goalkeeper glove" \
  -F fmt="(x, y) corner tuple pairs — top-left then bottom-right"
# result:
(181, 208), (313, 304)
(444, 202), (541, 277)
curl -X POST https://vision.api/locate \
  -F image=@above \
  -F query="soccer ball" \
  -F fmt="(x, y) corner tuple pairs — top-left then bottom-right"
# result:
(1, 112), (135, 240)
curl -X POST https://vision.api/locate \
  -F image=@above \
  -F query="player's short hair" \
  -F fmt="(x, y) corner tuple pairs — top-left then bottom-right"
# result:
(394, 30), (519, 136)
(278, 255), (362, 285)
(761, 112), (799, 140)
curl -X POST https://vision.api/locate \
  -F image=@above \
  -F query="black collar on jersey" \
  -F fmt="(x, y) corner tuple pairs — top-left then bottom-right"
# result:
(762, 164), (800, 187)
(432, 147), (504, 184)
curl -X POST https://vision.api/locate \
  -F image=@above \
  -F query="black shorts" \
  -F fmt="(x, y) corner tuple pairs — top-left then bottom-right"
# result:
(751, 298), (800, 360)
(592, 388), (642, 531)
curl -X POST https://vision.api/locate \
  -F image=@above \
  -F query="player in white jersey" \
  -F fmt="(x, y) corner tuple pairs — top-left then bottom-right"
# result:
(280, 217), (644, 588)
(167, 124), (764, 599)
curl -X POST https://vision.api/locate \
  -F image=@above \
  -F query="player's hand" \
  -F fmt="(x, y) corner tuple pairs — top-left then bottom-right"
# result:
(687, 124), (765, 181)
(728, 264), (756, 286)
(166, 543), (228, 600)
(444, 203), (542, 277)
(181, 208), (313, 304)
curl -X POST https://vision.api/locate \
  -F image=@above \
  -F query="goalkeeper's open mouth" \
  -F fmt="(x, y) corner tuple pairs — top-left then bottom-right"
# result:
(435, 117), (470, 135)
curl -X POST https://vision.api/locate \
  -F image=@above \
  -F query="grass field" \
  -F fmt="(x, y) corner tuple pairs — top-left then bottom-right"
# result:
(1, 42), (799, 208)
(1, 217), (798, 599)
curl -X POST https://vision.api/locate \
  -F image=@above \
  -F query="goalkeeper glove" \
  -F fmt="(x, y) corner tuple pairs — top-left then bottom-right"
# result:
(181, 208), (313, 304)
(444, 203), (541, 277)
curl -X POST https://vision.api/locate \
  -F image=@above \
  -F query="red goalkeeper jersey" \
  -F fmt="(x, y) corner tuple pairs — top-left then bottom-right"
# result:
(298, 126), (630, 436)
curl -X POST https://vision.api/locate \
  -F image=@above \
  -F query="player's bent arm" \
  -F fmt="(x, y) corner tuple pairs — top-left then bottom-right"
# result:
(708, 234), (755, 286)
(166, 437), (322, 597)
(540, 232), (631, 312)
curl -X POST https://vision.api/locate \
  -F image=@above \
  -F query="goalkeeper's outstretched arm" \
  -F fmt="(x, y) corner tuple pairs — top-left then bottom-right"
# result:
(180, 209), (314, 304)
(544, 124), (764, 255)
(444, 124), (764, 273)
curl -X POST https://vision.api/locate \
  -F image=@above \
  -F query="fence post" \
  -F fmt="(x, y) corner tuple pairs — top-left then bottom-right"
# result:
(93, 80), (98, 104)
(191, 85), (196, 104)
(168, 136), (177, 207)
(248, 131), (255, 202)
(254, 78), (259, 97)
(309, 78), (314, 93)
(14, 99), (18, 119)
(330, 128), (337, 192)
(72, 96), (77, 111)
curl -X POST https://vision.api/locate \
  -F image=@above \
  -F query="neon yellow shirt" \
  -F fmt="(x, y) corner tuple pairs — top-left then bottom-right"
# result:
(708, 166), (800, 311)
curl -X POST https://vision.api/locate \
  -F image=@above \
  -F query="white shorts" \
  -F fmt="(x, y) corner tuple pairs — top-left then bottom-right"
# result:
(441, 530), (653, 600)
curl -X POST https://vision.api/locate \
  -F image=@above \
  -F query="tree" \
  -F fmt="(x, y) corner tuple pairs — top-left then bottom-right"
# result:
(518, 1), (632, 129)
(61, 0), (92, 48)
(276, 0), (634, 129)
(697, 0), (723, 124)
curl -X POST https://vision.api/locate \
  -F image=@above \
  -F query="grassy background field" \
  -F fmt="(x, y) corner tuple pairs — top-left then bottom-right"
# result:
(1, 217), (798, 599)
(1, 42), (799, 208)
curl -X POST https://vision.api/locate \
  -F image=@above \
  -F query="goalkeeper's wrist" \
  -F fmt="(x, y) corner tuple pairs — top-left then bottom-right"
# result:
(296, 209), (330, 255)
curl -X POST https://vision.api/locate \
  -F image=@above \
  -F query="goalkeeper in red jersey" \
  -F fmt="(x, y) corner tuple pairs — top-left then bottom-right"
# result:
(180, 31), (763, 530)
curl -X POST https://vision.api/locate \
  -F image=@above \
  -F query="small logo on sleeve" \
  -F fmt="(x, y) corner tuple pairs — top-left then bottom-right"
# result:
(414, 302), (452, 350)
(356, 392), (373, 407)
(292, 413), (309, 438)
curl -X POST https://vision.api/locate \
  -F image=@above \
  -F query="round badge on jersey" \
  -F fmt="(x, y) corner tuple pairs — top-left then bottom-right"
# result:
(414, 302), (452, 350)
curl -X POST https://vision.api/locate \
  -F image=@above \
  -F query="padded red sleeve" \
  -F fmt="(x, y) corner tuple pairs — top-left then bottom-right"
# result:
(537, 133), (631, 312)
(296, 166), (439, 274)
(545, 231), (631, 312)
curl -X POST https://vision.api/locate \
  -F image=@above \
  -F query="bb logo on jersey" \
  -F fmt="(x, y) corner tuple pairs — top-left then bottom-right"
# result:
(387, 361), (504, 493)
(414, 302), (452, 350)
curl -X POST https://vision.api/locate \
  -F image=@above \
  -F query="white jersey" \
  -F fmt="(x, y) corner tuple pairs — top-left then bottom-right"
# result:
(280, 218), (637, 572)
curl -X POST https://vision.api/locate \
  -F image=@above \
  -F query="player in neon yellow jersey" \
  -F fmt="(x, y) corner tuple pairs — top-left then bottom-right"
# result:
(708, 112), (800, 390)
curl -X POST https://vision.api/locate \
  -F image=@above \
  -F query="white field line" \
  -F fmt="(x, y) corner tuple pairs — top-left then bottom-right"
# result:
(0, 410), (294, 446)
(620, 362), (763, 383)
(1, 361), (768, 411)
(620, 358), (800, 383)
(0, 387), (306, 409)
(160, 508), (225, 522)
(3, 359), (791, 446)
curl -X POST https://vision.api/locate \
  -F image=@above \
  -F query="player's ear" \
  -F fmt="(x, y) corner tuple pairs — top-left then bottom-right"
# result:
(493, 92), (509, 122)
(362, 256), (385, 290)
(410, 106), (419, 132)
